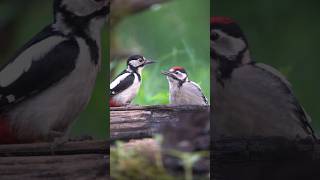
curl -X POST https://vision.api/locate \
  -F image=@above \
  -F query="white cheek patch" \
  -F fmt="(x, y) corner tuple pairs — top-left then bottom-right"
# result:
(178, 73), (187, 80)
(0, 36), (66, 87)
(6, 94), (15, 103)
(214, 30), (246, 60)
(129, 60), (143, 68)
(62, 0), (100, 16)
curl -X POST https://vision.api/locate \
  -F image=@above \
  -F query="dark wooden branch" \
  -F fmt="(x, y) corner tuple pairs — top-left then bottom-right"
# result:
(0, 140), (108, 157)
(110, 105), (210, 141)
(0, 140), (108, 180)
(213, 137), (320, 180)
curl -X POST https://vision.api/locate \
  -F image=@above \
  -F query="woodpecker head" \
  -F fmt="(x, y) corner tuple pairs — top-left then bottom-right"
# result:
(127, 55), (155, 74)
(53, 0), (109, 36)
(211, 16), (251, 80)
(162, 66), (188, 87)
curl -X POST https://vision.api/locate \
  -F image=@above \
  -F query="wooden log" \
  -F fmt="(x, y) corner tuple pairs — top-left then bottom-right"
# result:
(110, 105), (211, 175)
(0, 140), (109, 180)
(110, 105), (210, 141)
(213, 137), (320, 180)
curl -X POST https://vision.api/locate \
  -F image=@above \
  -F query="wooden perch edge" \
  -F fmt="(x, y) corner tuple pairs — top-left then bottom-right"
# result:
(110, 105), (210, 141)
(0, 140), (108, 180)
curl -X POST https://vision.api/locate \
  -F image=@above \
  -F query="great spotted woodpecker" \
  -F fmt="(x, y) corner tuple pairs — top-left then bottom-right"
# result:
(0, 0), (109, 144)
(211, 16), (316, 139)
(162, 66), (208, 105)
(110, 55), (155, 107)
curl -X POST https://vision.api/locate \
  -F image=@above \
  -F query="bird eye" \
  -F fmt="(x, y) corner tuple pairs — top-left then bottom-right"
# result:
(175, 71), (179, 74)
(211, 32), (220, 41)
(139, 59), (143, 62)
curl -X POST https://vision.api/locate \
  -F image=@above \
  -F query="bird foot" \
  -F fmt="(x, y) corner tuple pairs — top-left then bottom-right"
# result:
(48, 131), (68, 155)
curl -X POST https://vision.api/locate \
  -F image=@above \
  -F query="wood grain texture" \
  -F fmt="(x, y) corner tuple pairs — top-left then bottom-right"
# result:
(0, 140), (108, 179)
(110, 105), (210, 141)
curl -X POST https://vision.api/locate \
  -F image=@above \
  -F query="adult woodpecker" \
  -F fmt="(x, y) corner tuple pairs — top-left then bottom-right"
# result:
(211, 16), (316, 139)
(162, 66), (208, 105)
(0, 0), (109, 144)
(110, 55), (155, 107)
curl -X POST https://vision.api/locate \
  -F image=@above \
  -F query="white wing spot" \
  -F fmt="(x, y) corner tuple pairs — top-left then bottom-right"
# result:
(6, 95), (15, 103)
(0, 36), (66, 87)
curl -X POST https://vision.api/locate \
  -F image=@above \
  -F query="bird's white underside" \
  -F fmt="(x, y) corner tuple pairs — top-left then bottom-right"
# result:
(111, 73), (141, 105)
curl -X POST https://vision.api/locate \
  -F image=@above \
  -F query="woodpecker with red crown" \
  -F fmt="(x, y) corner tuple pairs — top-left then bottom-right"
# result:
(211, 16), (316, 139)
(110, 55), (155, 107)
(162, 66), (208, 105)
(0, 0), (109, 144)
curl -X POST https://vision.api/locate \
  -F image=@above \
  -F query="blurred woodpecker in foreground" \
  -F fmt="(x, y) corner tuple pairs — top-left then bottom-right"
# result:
(211, 16), (316, 139)
(110, 55), (155, 107)
(162, 66), (208, 105)
(0, 0), (109, 144)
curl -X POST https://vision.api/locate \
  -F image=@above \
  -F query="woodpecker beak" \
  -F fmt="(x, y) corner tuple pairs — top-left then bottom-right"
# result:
(144, 59), (155, 65)
(161, 71), (174, 78)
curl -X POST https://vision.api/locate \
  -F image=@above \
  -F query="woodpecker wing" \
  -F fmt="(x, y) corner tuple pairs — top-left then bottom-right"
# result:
(244, 63), (315, 138)
(0, 26), (79, 110)
(185, 81), (208, 105)
(110, 71), (135, 97)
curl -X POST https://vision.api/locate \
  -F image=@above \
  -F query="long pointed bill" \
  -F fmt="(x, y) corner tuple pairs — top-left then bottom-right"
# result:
(161, 71), (174, 78)
(144, 59), (155, 65)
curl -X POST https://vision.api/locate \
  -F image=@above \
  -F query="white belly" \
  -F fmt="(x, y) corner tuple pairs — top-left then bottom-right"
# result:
(112, 74), (141, 105)
(8, 38), (100, 141)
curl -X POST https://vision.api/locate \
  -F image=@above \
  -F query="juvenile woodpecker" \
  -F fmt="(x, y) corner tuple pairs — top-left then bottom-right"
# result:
(110, 55), (155, 107)
(211, 16), (316, 139)
(0, 0), (109, 144)
(162, 66), (208, 105)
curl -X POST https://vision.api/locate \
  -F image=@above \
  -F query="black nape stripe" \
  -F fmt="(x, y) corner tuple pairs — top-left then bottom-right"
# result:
(55, 4), (108, 64)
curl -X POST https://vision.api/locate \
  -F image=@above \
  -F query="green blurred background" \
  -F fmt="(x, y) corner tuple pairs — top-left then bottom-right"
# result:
(111, 0), (210, 105)
(0, 0), (108, 139)
(213, 0), (320, 132)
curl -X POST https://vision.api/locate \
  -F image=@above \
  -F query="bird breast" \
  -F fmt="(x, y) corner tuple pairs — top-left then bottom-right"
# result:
(7, 37), (100, 141)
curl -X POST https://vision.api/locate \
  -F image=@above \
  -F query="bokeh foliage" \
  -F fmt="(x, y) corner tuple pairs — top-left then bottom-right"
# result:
(213, 0), (320, 132)
(0, 0), (107, 139)
(111, 0), (210, 105)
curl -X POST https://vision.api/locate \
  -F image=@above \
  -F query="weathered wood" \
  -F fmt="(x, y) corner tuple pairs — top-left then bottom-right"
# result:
(0, 140), (108, 157)
(111, 105), (210, 177)
(0, 154), (108, 180)
(110, 105), (210, 141)
(213, 137), (320, 180)
(0, 141), (109, 180)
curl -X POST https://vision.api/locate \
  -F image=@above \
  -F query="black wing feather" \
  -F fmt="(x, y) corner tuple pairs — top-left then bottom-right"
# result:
(110, 71), (135, 97)
(0, 27), (79, 110)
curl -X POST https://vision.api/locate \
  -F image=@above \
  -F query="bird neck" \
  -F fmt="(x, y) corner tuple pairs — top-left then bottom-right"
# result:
(127, 66), (142, 81)
(213, 49), (251, 84)
(168, 77), (188, 88)
(53, 10), (105, 42)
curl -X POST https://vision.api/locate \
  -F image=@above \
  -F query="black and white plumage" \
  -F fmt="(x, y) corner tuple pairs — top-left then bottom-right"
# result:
(162, 66), (208, 105)
(0, 0), (109, 144)
(110, 55), (154, 107)
(211, 16), (316, 139)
